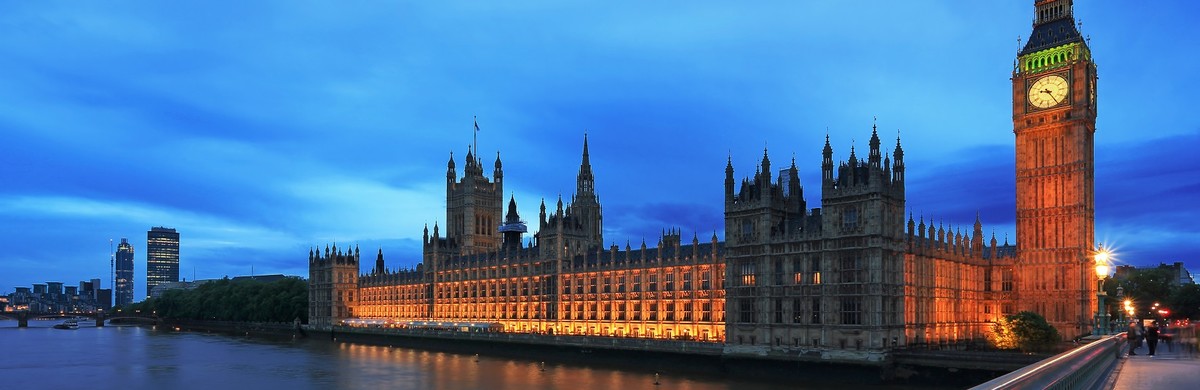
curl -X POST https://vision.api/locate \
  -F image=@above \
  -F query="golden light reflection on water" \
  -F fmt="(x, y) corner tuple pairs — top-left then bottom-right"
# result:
(334, 342), (746, 390)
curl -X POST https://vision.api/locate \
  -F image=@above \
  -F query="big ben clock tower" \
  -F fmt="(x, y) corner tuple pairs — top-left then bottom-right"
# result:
(1012, 0), (1098, 338)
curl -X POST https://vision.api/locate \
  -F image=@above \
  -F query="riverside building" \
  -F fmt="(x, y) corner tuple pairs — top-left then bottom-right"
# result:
(310, 0), (1101, 355)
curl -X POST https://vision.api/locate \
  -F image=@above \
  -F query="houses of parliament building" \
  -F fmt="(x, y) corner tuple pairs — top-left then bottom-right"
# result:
(310, 0), (1100, 355)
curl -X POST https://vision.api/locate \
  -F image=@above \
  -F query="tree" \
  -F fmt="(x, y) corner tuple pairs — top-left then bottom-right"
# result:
(133, 277), (308, 323)
(1169, 284), (1200, 320)
(988, 311), (1061, 352)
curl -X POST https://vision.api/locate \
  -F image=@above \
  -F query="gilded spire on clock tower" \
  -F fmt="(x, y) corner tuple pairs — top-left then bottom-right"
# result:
(1012, 0), (1098, 339)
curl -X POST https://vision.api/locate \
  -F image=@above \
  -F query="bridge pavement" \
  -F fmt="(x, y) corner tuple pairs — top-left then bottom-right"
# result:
(1111, 338), (1199, 389)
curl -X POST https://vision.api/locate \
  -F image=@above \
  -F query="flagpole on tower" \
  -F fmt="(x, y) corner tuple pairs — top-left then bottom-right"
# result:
(473, 116), (479, 155)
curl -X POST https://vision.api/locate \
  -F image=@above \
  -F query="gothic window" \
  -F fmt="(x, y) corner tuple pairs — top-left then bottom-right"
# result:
(811, 257), (822, 285)
(738, 298), (756, 323)
(773, 259), (784, 285)
(840, 255), (863, 284)
(811, 298), (821, 324)
(774, 299), (784, 324)
(617, 275), (626, 293)
(682, 272), (692, 291)
(664, 272), (675, 291)
(633, 274), (642, 292)
(738, 261), (757, 286)
(649, 274), (658, 292)
(841, 297), (862, 325)
(792, 299), (804, 323)
(700, 270), (711, 290)
(843, 207), (858, 230)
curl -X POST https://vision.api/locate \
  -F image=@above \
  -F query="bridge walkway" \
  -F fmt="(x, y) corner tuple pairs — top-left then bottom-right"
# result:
(1111, 339), (1199, 390)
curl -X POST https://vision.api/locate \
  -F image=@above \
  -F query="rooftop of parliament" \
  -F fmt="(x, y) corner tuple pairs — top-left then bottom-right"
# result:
(312, 0), (1100, 358)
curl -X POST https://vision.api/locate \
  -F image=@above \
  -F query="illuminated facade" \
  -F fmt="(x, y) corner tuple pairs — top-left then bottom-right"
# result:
(311, 137), (726, 340)
(724, 127), (1015, 356)
(1011, 0), (1098, 338)
(115, 238), (135, 307)
(310, 0), (1102, 351)
(146, 227), (180, 299)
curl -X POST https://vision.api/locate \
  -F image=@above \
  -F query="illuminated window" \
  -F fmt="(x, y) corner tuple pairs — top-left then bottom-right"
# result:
(738, 261), (757, 286)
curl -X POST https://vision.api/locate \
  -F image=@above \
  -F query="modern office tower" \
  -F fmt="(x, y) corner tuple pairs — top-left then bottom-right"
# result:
(146, 227), (180, 299)
(115, 238), (135, 306)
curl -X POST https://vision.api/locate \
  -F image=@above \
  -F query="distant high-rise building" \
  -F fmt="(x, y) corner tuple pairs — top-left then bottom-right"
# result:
(90, 278), (101, 300)
(97, 289), (113, 310)
(115, 238), (135, 306)
(146, 227), (180, 299)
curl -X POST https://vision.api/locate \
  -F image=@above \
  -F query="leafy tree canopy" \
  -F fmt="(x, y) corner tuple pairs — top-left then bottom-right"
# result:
(988, 311), (1061, 352)
(123, 277), (307, 323)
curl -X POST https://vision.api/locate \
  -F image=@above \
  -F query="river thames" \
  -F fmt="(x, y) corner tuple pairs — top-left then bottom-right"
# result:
(1, 320), (844, 389)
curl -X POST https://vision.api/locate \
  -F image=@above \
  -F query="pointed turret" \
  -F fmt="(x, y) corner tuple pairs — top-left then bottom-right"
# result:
(447, 151), (456, 185)
(972, 214), (984, 257)
(374, 248), (385, 275)
(725, 155), (735, 202)
(822, 134), (834, 182)
(577, 133), (595, 196)
(539, 198), (547, 226)
(494, 151), (503, 180)
(760, 147), (771, 183)
(869, 120), (881, 167)
(499, 195), (527, 250)
(893, 131), (905, 182)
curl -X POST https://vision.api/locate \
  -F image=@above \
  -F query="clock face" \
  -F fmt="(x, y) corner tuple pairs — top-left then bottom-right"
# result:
(1028, 74), (1069, 109)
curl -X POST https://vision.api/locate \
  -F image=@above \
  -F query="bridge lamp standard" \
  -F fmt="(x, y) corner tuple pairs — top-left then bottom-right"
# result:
(1093, 245), (1112, 336)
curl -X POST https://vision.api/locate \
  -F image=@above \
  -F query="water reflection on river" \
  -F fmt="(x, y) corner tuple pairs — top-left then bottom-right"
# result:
(1, 320), (799, 389)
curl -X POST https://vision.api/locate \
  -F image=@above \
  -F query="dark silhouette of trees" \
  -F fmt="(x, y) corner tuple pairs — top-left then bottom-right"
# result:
(126, 277), (307, 323)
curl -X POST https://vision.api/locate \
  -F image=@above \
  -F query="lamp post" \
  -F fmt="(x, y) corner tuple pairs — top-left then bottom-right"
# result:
(1093, 245), (1111, 336)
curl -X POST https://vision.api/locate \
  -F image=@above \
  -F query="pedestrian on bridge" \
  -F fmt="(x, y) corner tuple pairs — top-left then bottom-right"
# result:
(1127, 321), (1141, 356)
(1146, 322), (1160, 357)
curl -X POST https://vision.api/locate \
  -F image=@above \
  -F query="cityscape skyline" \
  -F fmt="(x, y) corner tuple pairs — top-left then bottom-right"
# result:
(1, 2), (1198, 298)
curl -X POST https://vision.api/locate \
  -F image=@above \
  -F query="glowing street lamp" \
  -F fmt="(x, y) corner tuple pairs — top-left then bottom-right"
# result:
(1093, 245), (1111, 336)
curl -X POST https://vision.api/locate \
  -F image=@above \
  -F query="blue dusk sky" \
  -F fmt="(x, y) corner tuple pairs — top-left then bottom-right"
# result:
(1, 2), (1198, 298)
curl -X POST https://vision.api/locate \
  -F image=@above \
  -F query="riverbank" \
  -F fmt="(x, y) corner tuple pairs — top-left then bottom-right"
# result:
(167, 320), (1013, 387)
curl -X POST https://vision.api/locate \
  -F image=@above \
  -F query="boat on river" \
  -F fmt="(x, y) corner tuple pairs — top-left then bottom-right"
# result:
(53, 319), (79, 330)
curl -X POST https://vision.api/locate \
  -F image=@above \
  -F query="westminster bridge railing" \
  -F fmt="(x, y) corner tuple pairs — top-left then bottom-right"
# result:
(969, 334), (1125, 390)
